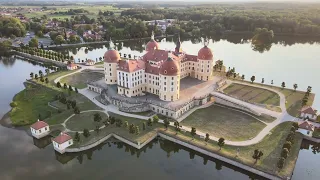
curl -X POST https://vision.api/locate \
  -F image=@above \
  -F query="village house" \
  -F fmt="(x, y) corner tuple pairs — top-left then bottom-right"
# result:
(52, 132), (73, 154)
(83, 30), (102, 41)
(30, 120), (50, 139)
(67, 63), (78, 70)
(300, 106), (318, 121)
(85, 59), (95, 66)
(297, 120), (315, 137)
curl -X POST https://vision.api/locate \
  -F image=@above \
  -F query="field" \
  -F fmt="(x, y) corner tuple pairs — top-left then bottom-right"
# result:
(181, 104), (267, 141)
(69, 112), (161, 148)
(66, 111), (107, 131)
(223, 83), (281, 107)
(5, 5), (126, 19)
(60, 70), (104, 89)
(161, 122), (301, 179)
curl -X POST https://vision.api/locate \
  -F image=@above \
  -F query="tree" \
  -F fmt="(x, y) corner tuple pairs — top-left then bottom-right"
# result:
(56, 82), (62, 88)
(45, 69), (50, 75)
(174, 121), (180, 134)
(83, 129), (90, 137)
(71, 100), (76, 109)
(93, 113), (102, 122)
(147, 118), (153, 126)
(63, 83), (67, 89)
(74, 106), (80, 114)
(45, 77), (49, 84)
(35, 74), (39, 81)
(40, 76), (44, 83)
(54, 35), (65, 45)
(277, 157), (285, 169)
(271, 80), (274, 85)
(142, 122), (146, 130)
(74, 132), (80, 142)
(190, 127), (196, 139)
(261, 78), (264, 84)
(241, 74), (245, 81)
(205, 133), (210, 145)
(10, 101), (17, 108)
(129, 124), (135, 134)
(250, 76), (255, 83)
(218, 138), (225, 150)
(124, 121), (129, 128)
(153, 115), (159, 123)
(281, 82), (286, 89)
(29, 38), (39, 48)
(281, 148), (289, 159)
(95, 126), (100, 134)
(116, 119), (123, 127)
(293, 84), (298, 92)
(39, 70), (43, 77)
(135, 126), (140, 135)
(292, 122), (299, 130)
(164, 119), (170, 130)
(75, 87), (78, 93)
(67, 103), (71, 110)
(30, 72), (34, 79)
(283, 141), (292, 151)
(0, 40), (12, 56)
(68, 85), (73, 91)
(252, 149), (263, 163)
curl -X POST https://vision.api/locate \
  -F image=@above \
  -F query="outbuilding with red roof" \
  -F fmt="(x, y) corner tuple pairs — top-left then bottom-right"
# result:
(30, 120), (50, 139)
(300, 106), (318, 121)
(297, 120), (315, 137)
(52, 132), (73, 154)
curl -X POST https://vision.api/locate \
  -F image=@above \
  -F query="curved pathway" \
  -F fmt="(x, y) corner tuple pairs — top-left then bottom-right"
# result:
(54, 66), (298, 147)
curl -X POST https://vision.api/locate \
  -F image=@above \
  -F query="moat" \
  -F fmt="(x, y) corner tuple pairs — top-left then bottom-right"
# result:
(0, 36), (319, 180)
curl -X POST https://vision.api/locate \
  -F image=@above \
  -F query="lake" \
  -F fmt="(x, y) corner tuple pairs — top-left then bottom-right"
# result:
(0, 36), (319, 180)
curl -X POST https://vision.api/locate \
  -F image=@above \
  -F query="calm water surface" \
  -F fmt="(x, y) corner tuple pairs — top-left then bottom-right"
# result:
(1, 36), (319, 180)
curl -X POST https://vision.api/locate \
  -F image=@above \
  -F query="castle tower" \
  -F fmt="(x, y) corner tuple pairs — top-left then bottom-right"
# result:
(104, 49), (120, 84)
(159, 52), (180, 101)
(196, 38), (214, 81)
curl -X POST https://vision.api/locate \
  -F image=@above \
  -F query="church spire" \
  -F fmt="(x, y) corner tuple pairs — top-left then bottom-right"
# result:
(175, 33), (182, 53)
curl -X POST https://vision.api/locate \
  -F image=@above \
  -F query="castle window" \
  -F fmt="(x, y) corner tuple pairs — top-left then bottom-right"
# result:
(164, 70), (167, 74)
(164, 95), (166, 101)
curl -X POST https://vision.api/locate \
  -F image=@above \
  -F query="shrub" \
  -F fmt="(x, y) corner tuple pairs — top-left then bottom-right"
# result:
(10, 101), (18, 108)
(277, 157), (285, 169)
(281, 148), (289, 159)
(283, 141), (292, 151)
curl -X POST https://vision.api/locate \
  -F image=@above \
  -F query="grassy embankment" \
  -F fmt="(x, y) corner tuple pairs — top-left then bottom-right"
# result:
(224, 82), (315, 117)
(181, 104), (267, 141)
(161, 122), (302, 179)
(59, 70), (104, 89)
(9, 70), (101, 126)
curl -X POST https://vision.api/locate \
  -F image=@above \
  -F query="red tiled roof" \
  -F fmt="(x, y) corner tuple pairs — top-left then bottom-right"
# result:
(145, 62), (160, 75)
(160, 57), (180, 76)
(146, 40), (159, 51)
(183, 54), (198, 62)
(298, 121), (315, 131)
(52, 133), (72, 144)
(300, 106), (317, 115)
(68, 63), (77, 67)
(198, 46), (213, 60)
(118, 59), (145, 73)
(143, 50), (180, 62)
(30, 121), (48, 130)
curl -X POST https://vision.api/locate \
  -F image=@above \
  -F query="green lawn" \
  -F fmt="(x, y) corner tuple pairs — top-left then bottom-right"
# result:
(312, 128), (320, 139)
(69, 112), (160, 148)
(161, 122), (301, 179)
(230, 81), (315, 117)
(223, 83), (281, 107)
(10, 70), (102, 126)
(60, 70), (104, 89)
(66, 111), (107, 131)
(181, 104), (266, 141)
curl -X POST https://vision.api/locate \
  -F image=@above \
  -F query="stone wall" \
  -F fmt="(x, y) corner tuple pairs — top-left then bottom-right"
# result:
(212, 93), (260, 116)
(158, 133), (281, 180)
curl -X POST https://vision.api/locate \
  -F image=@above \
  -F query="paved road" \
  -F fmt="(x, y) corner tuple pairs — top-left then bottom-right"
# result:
(54, 65), (309, 146)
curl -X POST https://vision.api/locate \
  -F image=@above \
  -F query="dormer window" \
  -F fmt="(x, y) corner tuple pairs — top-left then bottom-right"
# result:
(164, 70), (167, 74)
(171, 67), (174, 70)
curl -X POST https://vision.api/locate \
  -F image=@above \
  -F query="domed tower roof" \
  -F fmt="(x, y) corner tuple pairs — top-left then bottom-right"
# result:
(146, 31), (159, 51)
(198, 46), (213, 60)
(160, 54), (180, 76)
(198, 38), (213, 60)
(104, 49), (120, 63)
